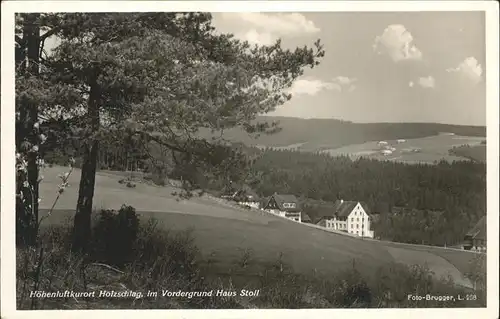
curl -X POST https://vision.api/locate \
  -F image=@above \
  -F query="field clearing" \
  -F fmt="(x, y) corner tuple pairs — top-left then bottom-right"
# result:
(449, 144), (487, 162)
(317, 133), (485, 164)
(37, 166), (477, 287)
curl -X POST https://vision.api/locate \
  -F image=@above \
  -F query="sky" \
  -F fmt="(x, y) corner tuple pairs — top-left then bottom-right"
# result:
(212, 12), (486, 125)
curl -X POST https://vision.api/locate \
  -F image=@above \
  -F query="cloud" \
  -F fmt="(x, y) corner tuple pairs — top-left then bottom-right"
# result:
(222, 12), (320, 35)
(409, 76), (436, 89)
(241, 29), (274, 46)
(373, 24), (423, 62)
(287, 75), (357, 96)
(219, 13), (319, 46)
(418, 76), (436, 88)
(446, 57), (483, 84)
(333, 76), (356, 86)
(288, 78), (337, 96)
(332, 76), (357, 92)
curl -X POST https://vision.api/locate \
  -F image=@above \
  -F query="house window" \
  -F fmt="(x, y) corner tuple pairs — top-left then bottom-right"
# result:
(351, 218), (354, 222)
(283, 202), (296, 209)
(356, 224), (359, 228)
(357, 218), (359, 222)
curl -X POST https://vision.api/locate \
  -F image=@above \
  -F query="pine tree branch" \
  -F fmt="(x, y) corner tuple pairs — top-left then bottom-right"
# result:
(39, 27), (61, 41)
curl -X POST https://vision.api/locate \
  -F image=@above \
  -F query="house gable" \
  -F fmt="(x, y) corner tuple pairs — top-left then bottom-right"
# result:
(264, 197), (280, 210)
(347, 203), (368, 219)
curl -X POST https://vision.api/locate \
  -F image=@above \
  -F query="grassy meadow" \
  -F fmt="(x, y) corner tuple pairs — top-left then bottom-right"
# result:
(14, 165), (486, 309)
(37, 166), (479, 285)
(319, 134), (485, 164)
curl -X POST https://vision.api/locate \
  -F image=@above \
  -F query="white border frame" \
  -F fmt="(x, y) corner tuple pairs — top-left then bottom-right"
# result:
(1, 1), (498, 319)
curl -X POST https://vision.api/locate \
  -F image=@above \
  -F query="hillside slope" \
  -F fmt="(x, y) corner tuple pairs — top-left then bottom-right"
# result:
(38, 166), (476, 288)
(199, 116), (486, 151)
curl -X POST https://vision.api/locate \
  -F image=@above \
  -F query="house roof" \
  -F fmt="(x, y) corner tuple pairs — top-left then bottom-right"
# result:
(331, 200), (371, 217)
(260, 196), (270, 206)
(301, 212), (312, 222)
(333, 200), (358, 217)
(466, 216), (486, 241)
(232, 185), (259, 201)
(303, 199), (338, 214)
(274, 194), (299, 203)
(309, 200), (372, 218)
(265, 194), (301, 212)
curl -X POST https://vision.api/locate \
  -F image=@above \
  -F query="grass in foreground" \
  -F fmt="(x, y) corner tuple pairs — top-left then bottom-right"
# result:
(17, 207), (486, 309)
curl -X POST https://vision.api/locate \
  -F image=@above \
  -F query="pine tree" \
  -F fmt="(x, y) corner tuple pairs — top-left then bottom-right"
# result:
(16, 13), (325, 252)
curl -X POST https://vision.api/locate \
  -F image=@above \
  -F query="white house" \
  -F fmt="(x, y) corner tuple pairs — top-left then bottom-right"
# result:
(262, 193), (302, 222)
(316, 200), (377, 238)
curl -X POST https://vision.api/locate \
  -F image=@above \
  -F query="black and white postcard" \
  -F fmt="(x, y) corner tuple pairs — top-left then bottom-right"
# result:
(1, 1), (498, 319)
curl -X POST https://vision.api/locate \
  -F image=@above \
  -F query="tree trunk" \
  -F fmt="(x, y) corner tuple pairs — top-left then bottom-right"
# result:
(72, 139), (99, 252)
(16, 13), (40, 247)
(72, 75), (100, 253)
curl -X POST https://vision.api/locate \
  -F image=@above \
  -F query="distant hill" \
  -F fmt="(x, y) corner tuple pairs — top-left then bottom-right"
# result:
(200, 116), (486, 152)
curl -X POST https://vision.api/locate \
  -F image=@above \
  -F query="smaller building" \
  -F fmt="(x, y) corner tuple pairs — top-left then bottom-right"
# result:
(262, 193), (302, 222)
(234, 187), (260, 209)
(463, 216), (486, 252)
(316, 199), (377, 238)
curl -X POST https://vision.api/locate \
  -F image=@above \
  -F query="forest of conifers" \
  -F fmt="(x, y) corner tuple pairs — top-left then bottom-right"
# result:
(248, 148), (486, 247)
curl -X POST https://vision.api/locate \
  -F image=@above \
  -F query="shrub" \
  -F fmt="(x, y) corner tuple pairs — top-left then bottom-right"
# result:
(143, 164), (168, 186)
(126, 181), (136, 188)
(91, 205), (140, 267)
(17, 210), (486, 310)
(130, 220), (200, 281)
